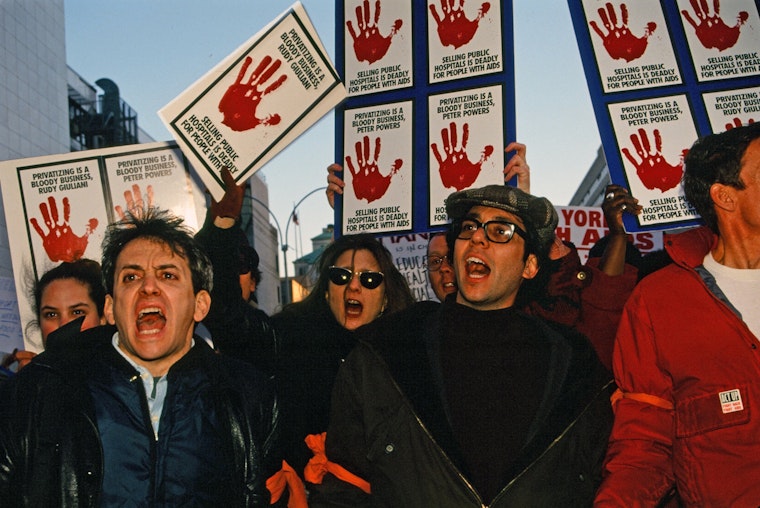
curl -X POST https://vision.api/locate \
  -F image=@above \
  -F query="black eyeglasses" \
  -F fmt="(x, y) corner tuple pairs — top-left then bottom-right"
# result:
(427, 255), (451, 272)
(328, 266), (385, 290)
(455, 218), (527, 244)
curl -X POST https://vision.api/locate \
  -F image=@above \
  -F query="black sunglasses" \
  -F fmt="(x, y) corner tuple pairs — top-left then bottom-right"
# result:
(328, 266), (385, 290)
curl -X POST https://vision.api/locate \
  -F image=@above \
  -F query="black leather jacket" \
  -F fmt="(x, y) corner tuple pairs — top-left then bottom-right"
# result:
(313, 300), (614, 507)
(195, 213), (278, 378)
(0, 322), (279, 507)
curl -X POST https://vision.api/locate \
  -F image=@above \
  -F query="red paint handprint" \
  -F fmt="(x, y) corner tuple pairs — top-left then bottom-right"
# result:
(622, 128), (686, 192)
(681, 0), (748, 51)
(432, 122), (494, 191)
(429, 0), (491, 49)
(347, 0), (403, 64)
(346, 136), (402, 203)
(726, 117), (756, 130)
(114, 184), (154, 220)
(30, 196), (98, 262)
(589, 2), (657, 62)
(218, 55), (287, 132)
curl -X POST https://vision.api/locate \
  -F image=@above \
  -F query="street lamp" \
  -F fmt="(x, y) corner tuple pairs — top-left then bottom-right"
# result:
(250, 185), (327, 306)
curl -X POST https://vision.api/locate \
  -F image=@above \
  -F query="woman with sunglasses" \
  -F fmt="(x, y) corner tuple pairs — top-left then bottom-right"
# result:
(272, 233), (415, 482)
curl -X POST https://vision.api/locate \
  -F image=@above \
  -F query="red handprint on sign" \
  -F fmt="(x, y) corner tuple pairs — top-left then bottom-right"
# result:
(432, 122), (494, 191)
(681, 0), (748, 51)
(726, 117), (756, 130)
(218, 55), (287, 132)
(429, 0), (491, 49)
(589, 3), (657, 62)
(347, 0), (403, 64)
(30, 196), (98, 262)
(114, 184), (154, 220)
(345, 136), (402, 203)
(622, 128), (686, 192)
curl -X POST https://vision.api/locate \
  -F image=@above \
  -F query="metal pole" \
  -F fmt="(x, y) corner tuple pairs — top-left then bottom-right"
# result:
(283, 186), (326, 304)
(250, 186), (326, 306)
(249, 196), (286, 305)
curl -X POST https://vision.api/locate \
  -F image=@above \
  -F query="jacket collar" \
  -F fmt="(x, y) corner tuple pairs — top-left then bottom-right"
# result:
(664, 226), (716, 268)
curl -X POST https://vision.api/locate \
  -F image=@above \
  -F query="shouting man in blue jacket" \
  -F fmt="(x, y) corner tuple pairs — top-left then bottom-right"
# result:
(0, 207), (279, 507)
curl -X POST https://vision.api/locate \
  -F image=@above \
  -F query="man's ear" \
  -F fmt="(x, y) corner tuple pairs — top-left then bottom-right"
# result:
(710, 183), (737, 212)
(193, 290), (211, 322)
(104, 295), (116, 325)
(522, 254), (539, 280)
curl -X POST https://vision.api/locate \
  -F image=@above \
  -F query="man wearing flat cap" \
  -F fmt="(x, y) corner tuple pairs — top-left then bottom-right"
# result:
(310, 185), (614, 507)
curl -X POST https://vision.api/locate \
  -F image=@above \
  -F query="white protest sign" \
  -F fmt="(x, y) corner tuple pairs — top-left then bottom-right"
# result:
(555, 205), (664, 263)
(0, 141), (201, 351)
(159, 2), (346, 200)
(380, 232), (434, 302)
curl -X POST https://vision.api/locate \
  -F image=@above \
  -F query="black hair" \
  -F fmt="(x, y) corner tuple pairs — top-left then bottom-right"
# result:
(26, 259), (106, 342)
(281, 233), (415, 319)
(101, 207), (213, 295)
(683, 122), (760, 233)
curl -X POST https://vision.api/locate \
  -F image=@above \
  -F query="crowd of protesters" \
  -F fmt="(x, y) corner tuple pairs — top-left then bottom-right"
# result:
(1, 123), (759, 506)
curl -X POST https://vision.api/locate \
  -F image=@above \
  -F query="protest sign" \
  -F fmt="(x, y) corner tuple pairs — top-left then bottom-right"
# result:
(342, 101), (414, 235)
(428, 85), (505, 226)
(0, 142), (201, 351)
(380, 232), (435, 302)
(344, 2), (413, 96)
(160, 2), (346, 201)
(570, 0), (760, 232)
(555, 205), (663, 263)
(335, 0), (516, 237)
(427, 1), (504, 83)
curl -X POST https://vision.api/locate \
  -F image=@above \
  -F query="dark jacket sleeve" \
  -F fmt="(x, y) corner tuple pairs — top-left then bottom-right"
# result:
(195, 213), (277, 377)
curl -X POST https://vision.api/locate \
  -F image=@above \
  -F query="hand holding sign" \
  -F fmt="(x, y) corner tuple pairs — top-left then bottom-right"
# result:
(345, 136), (402, 203)
(503, 141), (530, 193)
(210, 167), (246, 220)
(681, 1), (748, 51)
(218, 55), (287, 132)
(432, 122), (493, 191)
(30, 196), (98, 263)
(589, 2), (656, 62)
(622, 128), (685, 192)
(429, 0), (491, 49)
(346, 0), (402, 64)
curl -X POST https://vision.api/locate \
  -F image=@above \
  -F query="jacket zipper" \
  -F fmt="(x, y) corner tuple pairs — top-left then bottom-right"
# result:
(385, 373), (486, 507)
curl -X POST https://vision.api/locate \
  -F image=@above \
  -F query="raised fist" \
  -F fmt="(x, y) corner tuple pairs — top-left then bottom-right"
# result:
(345, 136), (402, 203)
(218, 55), (287, 132)
(589, 2), (657, 62)
(622, 128), (685, 192)
(30, 196), (98, 262)
(681, 0), (748, 51)
(429, 0), (491, 49)
(347, 0), (402, 64)
(431, 122), (493, 191)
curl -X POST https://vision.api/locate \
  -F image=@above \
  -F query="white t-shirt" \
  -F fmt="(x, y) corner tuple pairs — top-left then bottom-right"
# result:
(703, 253), (760, 341)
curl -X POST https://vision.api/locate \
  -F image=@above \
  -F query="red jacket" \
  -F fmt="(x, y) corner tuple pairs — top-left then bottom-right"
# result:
(528, 246), (638, 371)
(595, 226), (760, 507)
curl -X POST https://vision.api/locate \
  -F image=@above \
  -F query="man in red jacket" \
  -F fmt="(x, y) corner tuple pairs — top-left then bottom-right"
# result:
(596, 122), (760, 506)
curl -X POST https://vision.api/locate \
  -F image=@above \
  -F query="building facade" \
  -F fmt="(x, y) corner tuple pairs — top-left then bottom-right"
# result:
(569, 145), (610, 207)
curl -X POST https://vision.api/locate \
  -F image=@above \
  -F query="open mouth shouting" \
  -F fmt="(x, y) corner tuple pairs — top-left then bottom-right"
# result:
(345, 298), (363, 317)
(136, 306), (166, 335)
(465, 256), (490, 278)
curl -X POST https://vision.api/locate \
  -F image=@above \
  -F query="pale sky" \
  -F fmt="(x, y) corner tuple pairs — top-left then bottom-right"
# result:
(64, 0), (602, 270)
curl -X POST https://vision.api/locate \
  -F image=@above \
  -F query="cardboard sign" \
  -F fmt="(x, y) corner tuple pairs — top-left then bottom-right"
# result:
(160, 2), (346, 201)
(0, 142), (201, 351)
(569, 0), (760, 232)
